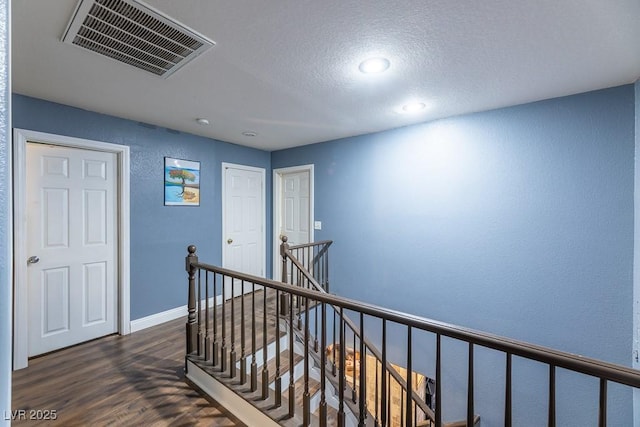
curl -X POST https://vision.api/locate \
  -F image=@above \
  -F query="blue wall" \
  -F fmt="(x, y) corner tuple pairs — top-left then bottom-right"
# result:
(273, 85), (635, 425)
(0, 0), (10, 422)
(12, 94), (272, 320)
(10, 83), (637, 424)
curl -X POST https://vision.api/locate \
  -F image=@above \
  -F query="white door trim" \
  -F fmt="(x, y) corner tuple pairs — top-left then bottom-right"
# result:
(12, 128), (130, 370)
(272, 164), (314, 281)
(221, 162), (266, 278)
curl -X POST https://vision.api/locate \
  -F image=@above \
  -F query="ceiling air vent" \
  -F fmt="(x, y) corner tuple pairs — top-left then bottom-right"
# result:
(62, 0), (214, 78)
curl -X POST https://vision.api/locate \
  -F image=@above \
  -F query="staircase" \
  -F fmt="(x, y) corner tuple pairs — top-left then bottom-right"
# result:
(183, 239), (442, 426)
(183, 240), (640, 426)
(186, 288), (357, 426)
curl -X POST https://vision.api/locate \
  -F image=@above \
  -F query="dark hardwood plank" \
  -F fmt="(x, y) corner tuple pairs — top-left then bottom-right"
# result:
(12, 315), (245, 426)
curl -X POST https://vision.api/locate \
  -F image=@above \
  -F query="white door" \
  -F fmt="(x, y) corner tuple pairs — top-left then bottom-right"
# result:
(273, 166), (313, 282)
(222, 163), (265, 300)
(280, 170), (311, 247)
(26, 143), (117, 356)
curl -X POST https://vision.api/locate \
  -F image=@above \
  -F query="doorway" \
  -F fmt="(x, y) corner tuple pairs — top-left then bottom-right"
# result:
(13, 129), (130, 369)
(272, 164), (314, 282)
(221, 163), (266, 300)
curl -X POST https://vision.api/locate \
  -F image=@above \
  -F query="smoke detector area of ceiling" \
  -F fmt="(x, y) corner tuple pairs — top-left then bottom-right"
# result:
(242, 131), (258, 137)
(62, 0), (215, 78)
(401, 102), (427, 114)
(359, 57), (390, 74)
(195, 118), (209, 126)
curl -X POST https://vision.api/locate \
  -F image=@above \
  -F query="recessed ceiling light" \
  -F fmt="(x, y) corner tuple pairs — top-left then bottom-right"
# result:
(401, 102), (426, 113)
(195, 118), (210, 125)
(242, 131), (257, 137)
(359, 57), (390, 74)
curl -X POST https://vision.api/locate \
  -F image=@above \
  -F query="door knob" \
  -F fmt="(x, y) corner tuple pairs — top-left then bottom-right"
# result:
(27, 256), (40, 265)
(227, 238), (233, 244)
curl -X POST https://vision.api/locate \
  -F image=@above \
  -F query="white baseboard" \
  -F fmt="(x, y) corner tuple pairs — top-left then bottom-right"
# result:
(130, 296), (222, 333)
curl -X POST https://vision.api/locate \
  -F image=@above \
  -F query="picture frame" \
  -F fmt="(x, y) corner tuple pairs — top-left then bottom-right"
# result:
(164, 157), (200, 206)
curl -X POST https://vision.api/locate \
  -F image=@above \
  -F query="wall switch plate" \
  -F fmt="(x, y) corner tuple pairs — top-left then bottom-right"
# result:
(314, 221), (322, 230)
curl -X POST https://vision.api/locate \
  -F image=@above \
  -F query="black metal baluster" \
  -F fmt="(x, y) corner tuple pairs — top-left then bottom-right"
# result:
(400, 389), (405, 426)
(387, 374), (391, 427)
(375, 350), (380, 427)
(274, 288), (282, 407)
(289, 291), (296, 418)
(319, 302), (328, 427)
(261, 287), (269, 400)
(338, 307), (346, 427)
(303, 246), (307, 283)
(251, 282), (257, 392)
(311, 245), (316, 282)
(406, 326), (413, 427)
(381, 319), (387, 427)
(325, 246), (330, 293)
(230, 278), (236, 379)
(436, 334), (442, 427)
(204, 272), (210, 362)
(332, 309), (337, 376)
(352, 327), (357, 403)
(240, 280), (246, 384)
(280, 256), (289, 316)
(297, 269), (303, 330)
(548, 365), (556, 427)
(317, 246), (323, 288)
(467, 342), (474, 427)
(320, 246), (324, 286)
(359, 314), (366, 426)
(505, 352), (512, 427)
(220, 275), (227, 373)
(314, 294), (319, 353)
(303, 296), (311, 426)
(197, 270), (202, 356)
(599, 378), (607, 427)
(213, 273), (218, 366)
(314, 245), (318, 284)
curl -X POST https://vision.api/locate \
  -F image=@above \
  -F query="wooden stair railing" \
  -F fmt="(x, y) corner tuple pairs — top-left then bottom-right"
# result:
(185, 244), (640, 426)
(281, 236), (436, 426)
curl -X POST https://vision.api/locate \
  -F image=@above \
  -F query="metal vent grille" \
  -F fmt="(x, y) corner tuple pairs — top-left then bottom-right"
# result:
(62, 0), (214, 77)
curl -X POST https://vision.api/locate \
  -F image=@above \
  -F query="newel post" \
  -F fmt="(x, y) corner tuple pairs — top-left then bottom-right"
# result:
(186, 245), (198, 355)
(280, 235), (289, 315)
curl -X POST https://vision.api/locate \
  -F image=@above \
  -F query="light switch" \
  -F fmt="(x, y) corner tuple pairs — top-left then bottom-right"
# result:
(314, 221), (322, 230)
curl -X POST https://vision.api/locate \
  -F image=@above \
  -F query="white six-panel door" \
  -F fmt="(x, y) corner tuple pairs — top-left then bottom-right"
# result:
(281, 170), (311, 247)
(27, 143), (117, 356)
(273, 165), (314, 282)
(222, 163), (265, 300)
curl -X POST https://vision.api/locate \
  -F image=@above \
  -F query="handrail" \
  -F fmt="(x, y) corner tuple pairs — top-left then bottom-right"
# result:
(287, 239), (334, 250)
(283, 238), (332, 292)
(280, 238), (435, 421)
(188, 259), (640, 390)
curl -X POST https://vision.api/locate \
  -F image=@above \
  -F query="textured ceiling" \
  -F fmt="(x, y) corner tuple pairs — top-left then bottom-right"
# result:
(12, 0), (640, 151)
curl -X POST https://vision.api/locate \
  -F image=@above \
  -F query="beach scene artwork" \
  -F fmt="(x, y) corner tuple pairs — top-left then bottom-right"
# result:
(164, 157), (200, 206)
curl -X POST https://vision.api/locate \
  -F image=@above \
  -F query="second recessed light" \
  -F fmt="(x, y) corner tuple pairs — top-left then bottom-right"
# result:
(402, 102), (426, 113)
(359, 57), (390, 74)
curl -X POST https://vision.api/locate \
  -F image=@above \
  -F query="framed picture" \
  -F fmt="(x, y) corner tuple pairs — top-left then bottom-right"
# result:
(164, 157), (200, 206)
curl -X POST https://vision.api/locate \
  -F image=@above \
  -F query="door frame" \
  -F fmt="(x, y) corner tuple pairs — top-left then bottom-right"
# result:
(272, 164), (314, 281)
(12, 128), (130, 370)
(221, 162), (266, 280)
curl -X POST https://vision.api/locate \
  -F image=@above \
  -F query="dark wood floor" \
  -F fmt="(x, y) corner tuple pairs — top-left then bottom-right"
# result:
(12, 314), (245, 426)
